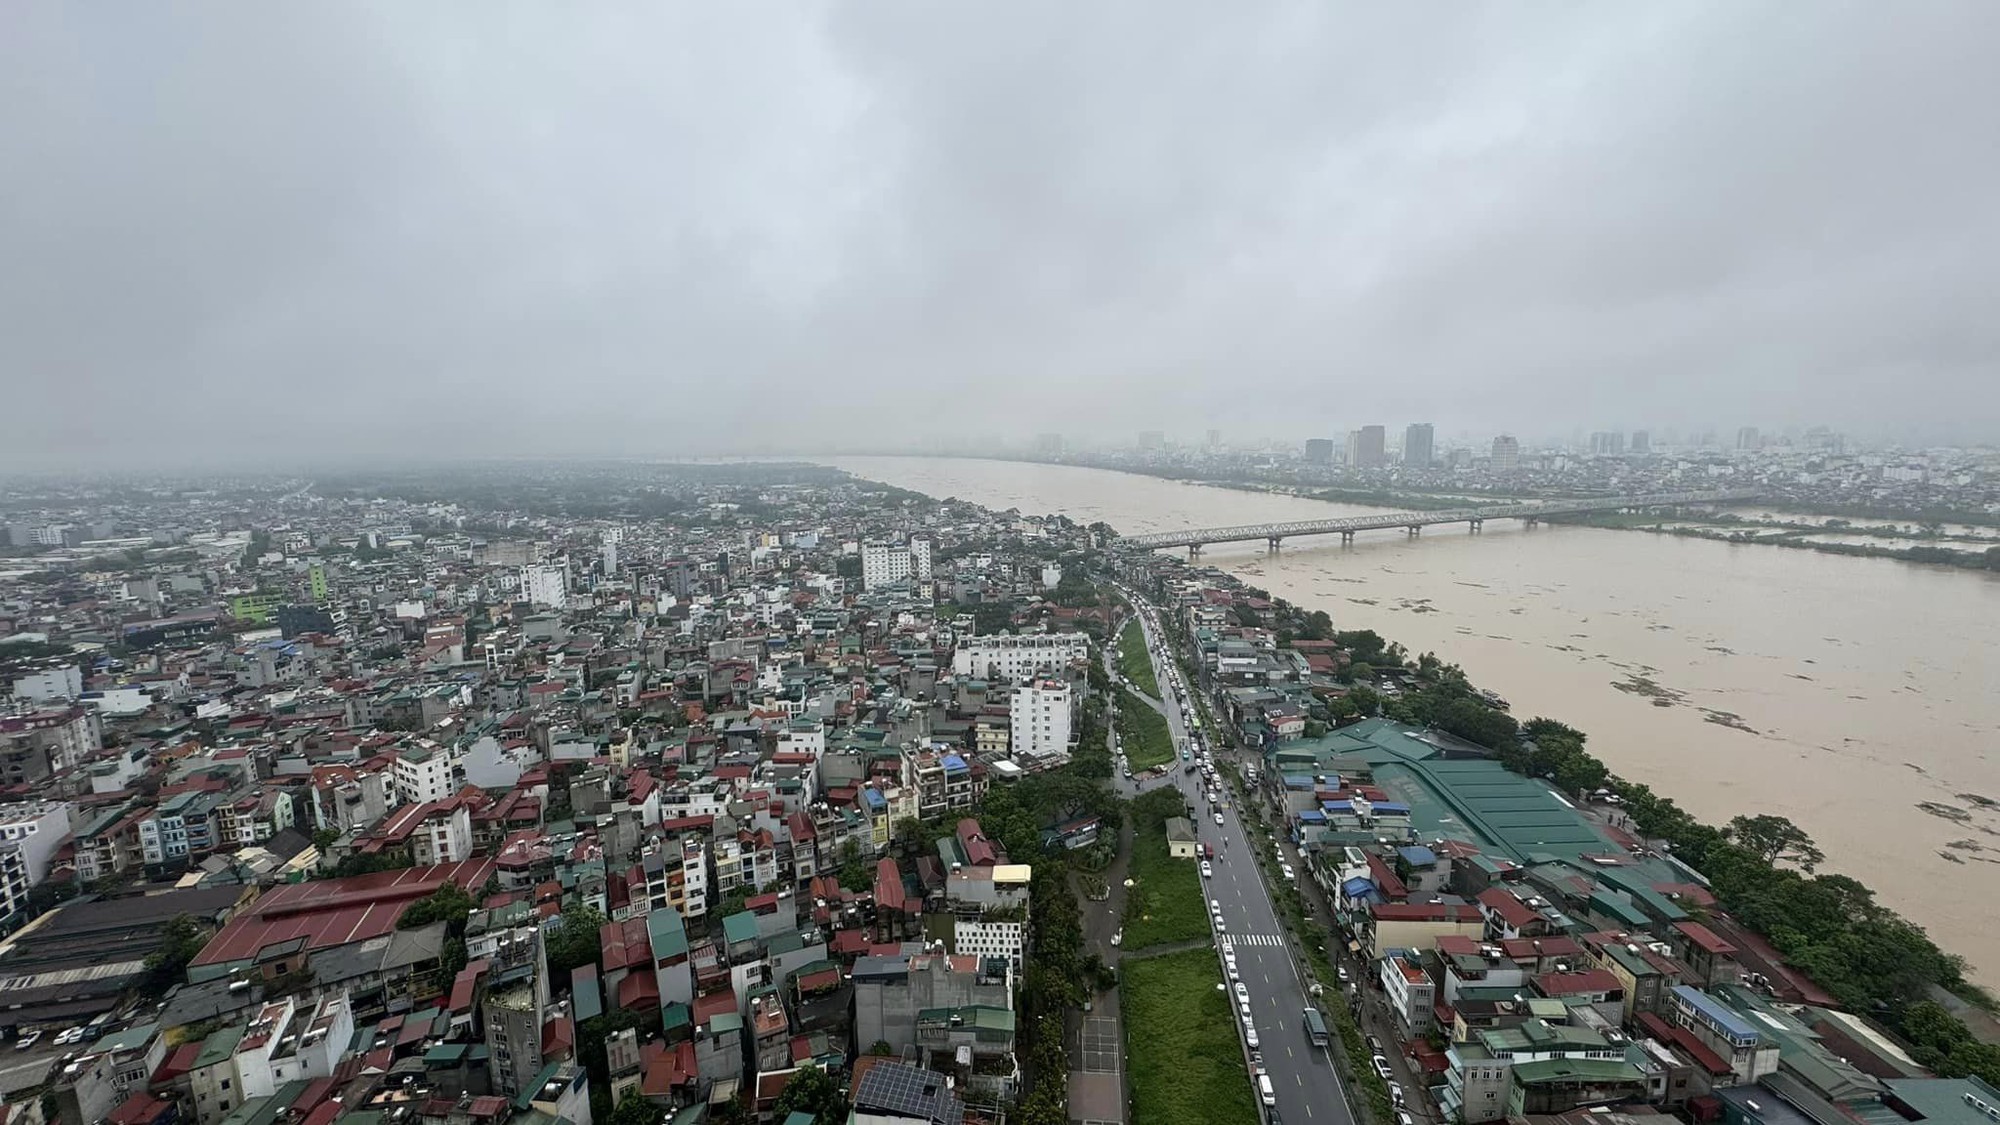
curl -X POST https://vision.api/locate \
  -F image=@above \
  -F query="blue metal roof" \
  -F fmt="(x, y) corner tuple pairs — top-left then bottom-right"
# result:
(1342, 876), (1382, 900)
(1673, 985), (1761, 1044)
(1397, 845), (1438, 867)
(1298, 810), (1327, 824)
(863, 788), (886, 809)
(941, 754), (969, 772)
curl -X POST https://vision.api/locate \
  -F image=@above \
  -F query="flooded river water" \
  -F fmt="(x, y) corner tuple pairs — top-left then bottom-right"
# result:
(830, 456), (2000, 982)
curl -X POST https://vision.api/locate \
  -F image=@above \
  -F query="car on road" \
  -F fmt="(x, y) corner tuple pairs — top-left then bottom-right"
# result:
(1280, 864), (1295, 881)
(53, 1027), (83, 1047)
(1214, 812), (1225, 825)
(1337, 966), (1351, 983)
(1246, 1026), (1260, 1049)
(1372, 1055), (1393, 1080)
(1399, 1113), (1416, 1125)
(1214, 916), (1227, 932)
(1111, 930), (1122, 947)
(1200, 861), (1212, 878)
(16, 1031), (41, 1051)
(1390, 1084), (1406, 1107)
(1258, 1071), (1277, 1106)
(1234, 982), (1249, 1001)
(1227, 962), (1240, 981)
(1211, 898), (1221, 911)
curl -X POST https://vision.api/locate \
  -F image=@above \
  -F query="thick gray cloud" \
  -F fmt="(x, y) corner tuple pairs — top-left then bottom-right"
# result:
(3, 1), (1997, 467)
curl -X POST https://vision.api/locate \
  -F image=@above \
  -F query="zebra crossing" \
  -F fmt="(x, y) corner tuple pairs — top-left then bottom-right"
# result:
(1222, 932), (1286, 947)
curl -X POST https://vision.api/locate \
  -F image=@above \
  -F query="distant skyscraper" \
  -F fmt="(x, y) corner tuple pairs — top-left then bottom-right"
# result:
(1589, 431), (1625, 456)
(1736, 426), (1762, 451)
(1491, 435), (1520, 471)
(1403, 423), (1434, 468)
(1206, 428), (1221, 451)
(1347, 425), (1386, 468)
(1138, 430), (1164, 451)
(1035, 433), (1064, 456)
(1303, 438), (1335, 464)
(1630, 430), (1651, 455)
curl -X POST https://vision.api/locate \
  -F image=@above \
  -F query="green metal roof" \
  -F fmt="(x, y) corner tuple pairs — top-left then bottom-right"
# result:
(193, 1024), (247, 1070)
(1510, 1057), (1644, 1084)
(648, 907), (689, 960)
(722, 911), (759, 946)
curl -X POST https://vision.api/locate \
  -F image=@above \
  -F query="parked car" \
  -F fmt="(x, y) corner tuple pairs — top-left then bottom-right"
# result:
(15, 1032), (41, 1051)
(1372, 1055), (1393, 1080)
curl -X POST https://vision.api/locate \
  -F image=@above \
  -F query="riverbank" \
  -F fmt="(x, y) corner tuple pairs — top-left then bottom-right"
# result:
(824, 455), (2000, 986)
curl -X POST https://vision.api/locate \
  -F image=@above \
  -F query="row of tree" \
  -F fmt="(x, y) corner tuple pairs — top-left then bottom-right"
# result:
(1237, 588), (1999, 1087)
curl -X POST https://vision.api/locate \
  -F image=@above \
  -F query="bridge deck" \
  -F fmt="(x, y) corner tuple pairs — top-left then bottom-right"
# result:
(1117, 489), (1759, 549)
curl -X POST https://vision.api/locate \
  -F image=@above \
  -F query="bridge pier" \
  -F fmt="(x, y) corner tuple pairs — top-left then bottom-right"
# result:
(1340, 531), (1355, 546)
(1406, 525), (1422, 537)
(1188, 544), (1203, 560)
(1524, 517), (1538, 529)
(1266, 536), (1283, 553)
(1468, 518), (1483, 533)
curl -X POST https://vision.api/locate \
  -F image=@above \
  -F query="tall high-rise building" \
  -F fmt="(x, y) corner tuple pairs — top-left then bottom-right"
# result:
(1491, 435), (1520, 471)
(1403, 423), (1434, 468)
(1206, 429), (1221, 451)
(1630, 430), (1651, 455)
(1589, 431), (1626, 456)
(1137, 430), (1165, 451)
(1736, 427), (1762, 451)
(1035, 433), (1064, 456)
(520, 563), (569, 609)
(1346, 425), (1386, 468)
(1303, 438), (1336, 464)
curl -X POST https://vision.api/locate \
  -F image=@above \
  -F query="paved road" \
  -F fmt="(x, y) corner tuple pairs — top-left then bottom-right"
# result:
(1117, 586), (1357, 1125)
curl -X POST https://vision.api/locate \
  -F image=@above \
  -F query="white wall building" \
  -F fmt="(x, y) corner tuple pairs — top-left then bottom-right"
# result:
(861, 542), (913, 590)
(11, 665), (82, 701)
(519, 562), (569, 609)
(1008, 679), (1073, 762)
(0, 801), (70, 920)
(953, 633), (1090, 680)
(394, 744), (459, 805)
(415, 804), (474, 865)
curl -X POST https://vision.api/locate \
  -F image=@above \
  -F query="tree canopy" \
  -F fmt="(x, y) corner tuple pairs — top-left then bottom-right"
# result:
(770, 1065), (847, 1125)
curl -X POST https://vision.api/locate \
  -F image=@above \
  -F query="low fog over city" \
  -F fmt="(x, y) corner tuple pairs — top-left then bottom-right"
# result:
(5, 3), (2000, 468)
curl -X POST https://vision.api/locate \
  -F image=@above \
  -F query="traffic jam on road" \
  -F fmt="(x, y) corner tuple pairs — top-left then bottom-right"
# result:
(1117, 588), (1358, 1125)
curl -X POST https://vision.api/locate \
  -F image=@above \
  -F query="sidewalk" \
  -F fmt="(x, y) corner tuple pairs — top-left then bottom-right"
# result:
(1068, 814), (1137, 1125)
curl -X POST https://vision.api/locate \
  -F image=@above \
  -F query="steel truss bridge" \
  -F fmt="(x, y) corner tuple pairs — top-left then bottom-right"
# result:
(1117, 489), (1762, 553)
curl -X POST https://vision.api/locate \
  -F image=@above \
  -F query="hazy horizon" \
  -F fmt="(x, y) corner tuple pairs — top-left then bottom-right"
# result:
(6, 2), (2000, 469)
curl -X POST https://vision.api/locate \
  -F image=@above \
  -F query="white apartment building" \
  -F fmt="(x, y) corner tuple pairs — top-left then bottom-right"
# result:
(861, 542), (911, 590)
(952, 633), (1090, 680)
(0, 801), (69, 920)
(1008, 679), (1073, 762)
(519, 562), (569, 609)
(414, 804), (474, 865)
(946, 864), (1032, 970)
(395, 744), (459, 805)
(861, 537), (933, 590)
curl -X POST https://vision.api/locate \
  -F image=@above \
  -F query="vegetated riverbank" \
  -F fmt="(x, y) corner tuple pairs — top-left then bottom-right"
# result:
(828, 455), (2000, 993)
(1175, 571), (2000, 1082)
(1552, 512), (2000, 572)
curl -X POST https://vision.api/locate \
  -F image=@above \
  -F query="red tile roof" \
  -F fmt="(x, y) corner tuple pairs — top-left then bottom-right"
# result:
(1674, 920), (1738, 957)
(874, 858), (907, 912)
(192, 859), (496, 966)
(1477, 887), (1540, 929)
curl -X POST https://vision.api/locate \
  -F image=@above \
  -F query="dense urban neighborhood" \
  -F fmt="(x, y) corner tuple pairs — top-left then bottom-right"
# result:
(0, 461), (1995, 1125)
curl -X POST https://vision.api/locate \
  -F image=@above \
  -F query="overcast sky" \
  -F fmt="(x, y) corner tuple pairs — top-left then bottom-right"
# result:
(4, 2), (1998, 467)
